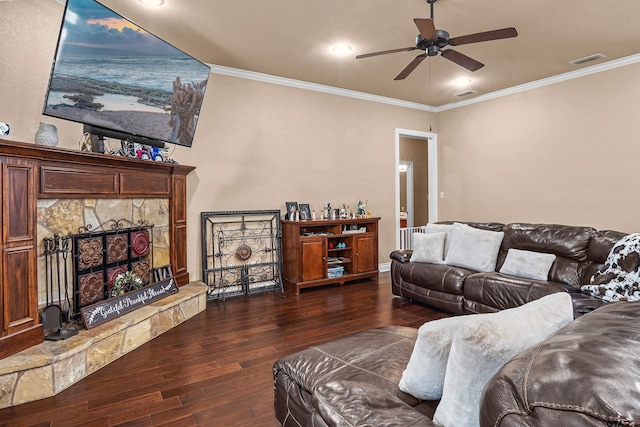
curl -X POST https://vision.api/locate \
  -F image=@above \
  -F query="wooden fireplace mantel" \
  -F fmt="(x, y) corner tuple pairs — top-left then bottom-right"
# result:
(0, 139), (195, 359)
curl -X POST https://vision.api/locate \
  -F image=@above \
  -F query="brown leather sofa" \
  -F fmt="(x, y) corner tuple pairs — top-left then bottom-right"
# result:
(390, 222), (626, 317)
(273, 301), (640, 426)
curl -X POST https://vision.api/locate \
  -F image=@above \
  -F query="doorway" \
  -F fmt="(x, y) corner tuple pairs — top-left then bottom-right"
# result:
(399, 161), (414, 228)
(395, 128), (438, 249)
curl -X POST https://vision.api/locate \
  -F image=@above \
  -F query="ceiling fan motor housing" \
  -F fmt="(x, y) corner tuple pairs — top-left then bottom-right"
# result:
(415, 29), (450, 54)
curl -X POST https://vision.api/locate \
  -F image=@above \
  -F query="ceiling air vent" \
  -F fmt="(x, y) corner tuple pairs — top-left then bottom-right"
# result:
(454, 89), (477, 97)
(570, 53), (606, 66)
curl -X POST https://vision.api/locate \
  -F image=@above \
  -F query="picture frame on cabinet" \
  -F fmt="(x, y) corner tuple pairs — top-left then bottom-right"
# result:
(299, 204), (311, 220)
(285, 202), (298, 220)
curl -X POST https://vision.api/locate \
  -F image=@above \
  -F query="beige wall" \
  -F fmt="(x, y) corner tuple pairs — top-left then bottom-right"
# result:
(1, 0), (432, 280)
(175, 75), (432, 277)
(399, 136), (430, 226)
(437, 63), (640, 233)
(0, 0), (82, 147)
(3, 1), (639, 284)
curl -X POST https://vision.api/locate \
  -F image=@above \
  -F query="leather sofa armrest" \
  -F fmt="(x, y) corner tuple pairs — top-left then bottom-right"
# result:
(391, 249), (413, 263)
(313, 380), (436, 427)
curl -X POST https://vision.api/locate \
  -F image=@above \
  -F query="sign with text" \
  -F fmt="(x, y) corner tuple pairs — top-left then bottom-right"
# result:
(81, 278), (179, 329)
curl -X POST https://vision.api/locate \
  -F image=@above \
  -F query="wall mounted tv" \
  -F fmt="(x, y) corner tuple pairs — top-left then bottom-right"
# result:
(43, 0), (211, 148)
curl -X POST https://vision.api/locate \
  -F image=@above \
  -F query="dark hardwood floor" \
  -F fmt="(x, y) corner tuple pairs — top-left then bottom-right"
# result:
(0, 273), (448, 427)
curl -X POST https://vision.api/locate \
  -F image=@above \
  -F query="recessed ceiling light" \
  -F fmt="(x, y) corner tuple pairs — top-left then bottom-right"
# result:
(139, 0), (164, 6)
(331, 44), (352, 55)
(454, 78), (472, 86)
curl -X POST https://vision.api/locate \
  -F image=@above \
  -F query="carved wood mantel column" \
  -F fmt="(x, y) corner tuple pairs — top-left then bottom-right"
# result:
(0, 139), (195, 359)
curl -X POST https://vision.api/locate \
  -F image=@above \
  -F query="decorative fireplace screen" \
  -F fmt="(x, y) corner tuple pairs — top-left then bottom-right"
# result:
(201, 210), (284, 301)
(72, 219), (154, 313)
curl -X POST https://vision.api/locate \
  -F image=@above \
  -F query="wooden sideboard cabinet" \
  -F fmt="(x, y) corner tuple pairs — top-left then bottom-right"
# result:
(282, 218), (379, 294)
(0, 139), (194, 359)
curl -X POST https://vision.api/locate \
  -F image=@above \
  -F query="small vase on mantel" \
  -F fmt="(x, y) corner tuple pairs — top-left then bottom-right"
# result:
(34, 122), (58, 147)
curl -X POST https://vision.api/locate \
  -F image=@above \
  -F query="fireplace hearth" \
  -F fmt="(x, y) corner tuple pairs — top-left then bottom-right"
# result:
(0, 282), (207, 409)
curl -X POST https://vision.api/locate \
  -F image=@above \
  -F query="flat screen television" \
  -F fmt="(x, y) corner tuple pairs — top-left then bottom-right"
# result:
(43, 0), (211, 148)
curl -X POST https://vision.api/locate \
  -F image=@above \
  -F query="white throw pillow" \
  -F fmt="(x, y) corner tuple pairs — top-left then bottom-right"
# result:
(410, 232), (446, 264)
(499, 248), (557, 281)
(443, 223), (504, 272)
(422, 223), (454, 256)
(432, 292), (574, 427)
(399, 314), (481, 400)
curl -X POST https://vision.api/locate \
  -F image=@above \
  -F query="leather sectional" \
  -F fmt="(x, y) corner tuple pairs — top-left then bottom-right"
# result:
(390, 222), (626, 316)
(272, 222), (636, 426)
(273, 301), (640, 426)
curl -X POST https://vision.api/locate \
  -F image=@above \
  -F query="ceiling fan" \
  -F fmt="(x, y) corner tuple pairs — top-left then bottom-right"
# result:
(356, 0), (518, 80)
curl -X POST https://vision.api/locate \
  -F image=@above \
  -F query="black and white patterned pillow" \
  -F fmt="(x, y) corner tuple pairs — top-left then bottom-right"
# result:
(582, 233), (640, 302)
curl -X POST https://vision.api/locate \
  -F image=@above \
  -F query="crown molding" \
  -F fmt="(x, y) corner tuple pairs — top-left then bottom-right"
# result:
(435, 53), (640, 112)
(209, 53), (640, 113)
(208, 65), (434, 112)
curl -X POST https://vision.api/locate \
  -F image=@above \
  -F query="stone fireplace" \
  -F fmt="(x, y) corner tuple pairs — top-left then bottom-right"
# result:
(0, 139), (206, 409)
(0, 139), (195, 359)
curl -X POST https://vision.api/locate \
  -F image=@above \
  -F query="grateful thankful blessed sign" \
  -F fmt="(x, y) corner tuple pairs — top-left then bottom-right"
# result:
(81, 278), (179, 329)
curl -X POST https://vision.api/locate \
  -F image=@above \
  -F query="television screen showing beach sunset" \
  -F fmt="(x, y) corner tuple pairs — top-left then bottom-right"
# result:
(43, 0), (211, 147)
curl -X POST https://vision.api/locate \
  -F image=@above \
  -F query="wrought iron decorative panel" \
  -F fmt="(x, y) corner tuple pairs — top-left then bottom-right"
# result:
(71, 220), (154, 314)
(201, 210), (284, 301)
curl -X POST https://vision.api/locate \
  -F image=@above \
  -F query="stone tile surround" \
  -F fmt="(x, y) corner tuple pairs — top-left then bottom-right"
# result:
(36, 198), (171, 307)
(0, 282), (207, 409)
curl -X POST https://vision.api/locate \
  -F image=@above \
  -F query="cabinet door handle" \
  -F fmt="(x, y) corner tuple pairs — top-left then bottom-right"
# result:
(322, 257), (326, 261)
(355, 253), (359, 257)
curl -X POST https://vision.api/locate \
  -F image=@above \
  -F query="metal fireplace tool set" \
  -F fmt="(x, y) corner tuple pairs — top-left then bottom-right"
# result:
(42, 234), (78, 340)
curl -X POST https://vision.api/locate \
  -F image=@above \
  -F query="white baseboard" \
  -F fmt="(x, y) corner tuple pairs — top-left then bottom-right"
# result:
(379, 262), (391, 273)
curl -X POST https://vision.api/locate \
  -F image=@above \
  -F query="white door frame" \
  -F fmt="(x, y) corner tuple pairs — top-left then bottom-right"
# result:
(395, 128), (438, 249)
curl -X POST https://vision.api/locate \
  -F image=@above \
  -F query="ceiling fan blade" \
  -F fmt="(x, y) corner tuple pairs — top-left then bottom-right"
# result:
(441, 49), (484, 72)
(449, 27), (518, 46)
(414, 18), (437, 40)
(394, 54), (427, 80)
(356, 47), (417, 59)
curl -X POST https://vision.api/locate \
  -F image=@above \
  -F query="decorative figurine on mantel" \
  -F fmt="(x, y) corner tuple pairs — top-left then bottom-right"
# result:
(289, 205), (298, 221)
(340, 204), (349, 219)
(357, 199), (367, 218)
(324, 203), (332, 220)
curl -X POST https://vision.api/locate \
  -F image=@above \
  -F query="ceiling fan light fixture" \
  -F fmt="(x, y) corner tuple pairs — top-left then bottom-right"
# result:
(426, 45), (439, 56)
(331, 44), (352, 55)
